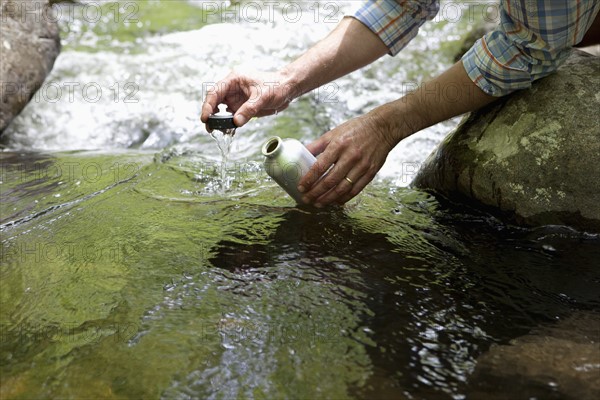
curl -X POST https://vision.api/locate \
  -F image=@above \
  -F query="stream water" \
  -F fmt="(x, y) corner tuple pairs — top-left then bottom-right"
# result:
(210, 127), (237, 192)
(1, 1), (599, 399)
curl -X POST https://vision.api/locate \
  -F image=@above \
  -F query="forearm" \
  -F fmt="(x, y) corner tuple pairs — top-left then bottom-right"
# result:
(201, 17), (387, 126)
(370, 61), (497, 145)
(281, 17), (388, 97)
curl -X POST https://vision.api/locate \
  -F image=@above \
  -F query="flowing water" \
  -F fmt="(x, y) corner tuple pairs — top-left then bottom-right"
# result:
(210, 128), (237, 192)
(1, 1), (599, 399)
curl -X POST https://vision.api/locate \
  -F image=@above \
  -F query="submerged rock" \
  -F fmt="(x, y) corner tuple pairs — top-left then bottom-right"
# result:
(413, 50), (600, 231)
(468, 312), (600, 400)
(0, 0), (61, 133)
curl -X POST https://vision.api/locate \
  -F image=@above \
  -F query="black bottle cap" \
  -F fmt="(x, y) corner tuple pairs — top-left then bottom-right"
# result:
(207, 104), (236, 130)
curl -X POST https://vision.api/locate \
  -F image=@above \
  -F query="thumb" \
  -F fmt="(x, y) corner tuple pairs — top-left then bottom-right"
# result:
(233, 86), (262, 127)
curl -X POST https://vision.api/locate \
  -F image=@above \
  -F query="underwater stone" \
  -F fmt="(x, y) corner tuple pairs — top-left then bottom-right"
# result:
(413, 50), (600, 232)
(0, 0), (61, 133)
(467, 312), (600, 400)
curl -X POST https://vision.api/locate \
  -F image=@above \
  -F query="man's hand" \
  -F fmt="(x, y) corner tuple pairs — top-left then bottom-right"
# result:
(298, 113), (398, 207)
(200, 17), (388, 130)
(200, 71), (297, 129)
(199, 12), (497, 207)
(297, 61), (497, 206)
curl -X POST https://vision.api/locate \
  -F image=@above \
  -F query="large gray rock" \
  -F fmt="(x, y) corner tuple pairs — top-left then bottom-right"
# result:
(0, 0), (61, 133)
(413, 50), (600, 231)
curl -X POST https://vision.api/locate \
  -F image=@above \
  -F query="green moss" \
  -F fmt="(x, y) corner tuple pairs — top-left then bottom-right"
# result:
(59, 0), (220, 52)
(2, 149), (400, 398)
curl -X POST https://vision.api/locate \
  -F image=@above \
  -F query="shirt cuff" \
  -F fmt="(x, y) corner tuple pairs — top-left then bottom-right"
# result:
(462, 30), (571, 97)
(352, 0), (438, 56)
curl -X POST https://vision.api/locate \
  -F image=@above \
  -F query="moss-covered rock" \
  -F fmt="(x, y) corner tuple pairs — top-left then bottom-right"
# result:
(413, 50), (600, 231)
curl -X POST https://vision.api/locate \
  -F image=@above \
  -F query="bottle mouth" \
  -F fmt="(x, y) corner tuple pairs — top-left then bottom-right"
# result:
(262, 136), (282, 156)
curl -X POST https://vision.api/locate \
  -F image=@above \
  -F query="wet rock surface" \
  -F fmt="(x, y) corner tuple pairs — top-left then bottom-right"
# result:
(413, 50), (600, 231)
(0, 0), (61, 133)
(468, 312), (600, 400)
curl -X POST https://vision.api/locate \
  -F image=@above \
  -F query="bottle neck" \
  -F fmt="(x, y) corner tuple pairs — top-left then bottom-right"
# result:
(262, 136), (283, 158)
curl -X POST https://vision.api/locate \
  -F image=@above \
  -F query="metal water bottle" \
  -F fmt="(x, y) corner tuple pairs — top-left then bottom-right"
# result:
(262, 136), (316, 204)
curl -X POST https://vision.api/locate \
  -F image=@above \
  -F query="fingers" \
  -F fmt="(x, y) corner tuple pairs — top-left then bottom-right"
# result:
(297, 144), (338, 194)
(334, 171), (375, 205)
(201, 78), (233, 123)
(315, 167), (372, 206)
(201, 73), (253, 128)
(296, 114), (391, 206)
(312, 172), (355, 207)
(300, 161), (348, 205)
(201, 71), (295, 130)
(305, 158), (373, 207)
(305, 132), (332, 156)
(229, 81), (257, 126)
(299, 142), (368, 206)
(235, 80), (278, 126)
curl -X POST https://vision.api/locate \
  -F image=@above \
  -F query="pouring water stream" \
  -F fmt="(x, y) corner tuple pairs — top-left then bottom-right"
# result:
(208, 104), (237, 192)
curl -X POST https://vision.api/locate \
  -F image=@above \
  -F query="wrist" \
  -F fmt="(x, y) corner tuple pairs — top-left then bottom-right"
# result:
(279, 64), (306, 101)
(367, 99), (423, 148)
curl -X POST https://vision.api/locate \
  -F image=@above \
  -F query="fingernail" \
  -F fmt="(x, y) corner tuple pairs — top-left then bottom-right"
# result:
(315, 203), (323, 208)
(301, 196), (310, 204)
(298, 185), (305, 193)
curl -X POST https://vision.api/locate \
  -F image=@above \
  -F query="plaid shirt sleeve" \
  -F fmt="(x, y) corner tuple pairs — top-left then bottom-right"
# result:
(462, 0), (600, 97)
(352, 0), (440, 56)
